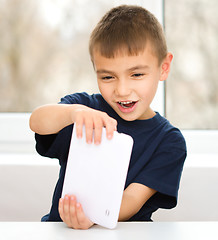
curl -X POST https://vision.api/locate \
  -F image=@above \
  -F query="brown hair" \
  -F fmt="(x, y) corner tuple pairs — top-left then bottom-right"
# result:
(89, 5), (167, 65)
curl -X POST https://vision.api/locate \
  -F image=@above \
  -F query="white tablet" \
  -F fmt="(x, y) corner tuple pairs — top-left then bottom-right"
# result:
(61, 125), (133, 229)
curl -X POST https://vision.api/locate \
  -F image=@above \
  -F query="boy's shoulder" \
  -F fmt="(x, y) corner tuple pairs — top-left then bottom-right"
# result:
(130, 113), (186, 152)
(60, 92), (107, 108)
(158, 115), (187, 152)
(60, 92), (101, 104)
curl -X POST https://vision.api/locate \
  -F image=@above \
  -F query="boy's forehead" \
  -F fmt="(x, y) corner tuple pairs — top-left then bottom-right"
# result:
(92, 42), (158, 66)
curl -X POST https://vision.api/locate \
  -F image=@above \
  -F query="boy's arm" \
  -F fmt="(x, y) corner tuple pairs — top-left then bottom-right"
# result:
(29, 104), (77, 135)
(29, 104), (117, 144)
(118, 183), (156, 221)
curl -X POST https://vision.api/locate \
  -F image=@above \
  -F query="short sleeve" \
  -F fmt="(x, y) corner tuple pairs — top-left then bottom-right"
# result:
(134, 131), (187, 209)
(35, 125), (73, 163)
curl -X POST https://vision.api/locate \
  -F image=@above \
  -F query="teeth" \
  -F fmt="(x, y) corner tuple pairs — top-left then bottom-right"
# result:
(118, 101), (136, 109)
(119, 101), (133, 104)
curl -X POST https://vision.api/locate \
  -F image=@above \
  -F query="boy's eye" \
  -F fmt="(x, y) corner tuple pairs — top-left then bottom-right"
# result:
(132, 73), (144, 78)
(102, 76), (113, 80)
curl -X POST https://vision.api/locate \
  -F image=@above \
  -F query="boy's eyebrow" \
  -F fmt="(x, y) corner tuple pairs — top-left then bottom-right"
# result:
(96, 69), (115, 74)
(127, 65), (150, 72)
(96, 65), (150, 74)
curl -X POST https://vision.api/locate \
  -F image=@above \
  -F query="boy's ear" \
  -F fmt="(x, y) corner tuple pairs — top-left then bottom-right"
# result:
(160, 52), (173, 81)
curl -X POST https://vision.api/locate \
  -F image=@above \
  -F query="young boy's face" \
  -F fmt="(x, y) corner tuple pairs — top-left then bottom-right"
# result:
(92, 42), (172, 121)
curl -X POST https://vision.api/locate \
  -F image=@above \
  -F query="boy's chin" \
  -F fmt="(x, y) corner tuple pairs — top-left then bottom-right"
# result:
(116, 112), (139, 122)
(115, 109), (155, 121)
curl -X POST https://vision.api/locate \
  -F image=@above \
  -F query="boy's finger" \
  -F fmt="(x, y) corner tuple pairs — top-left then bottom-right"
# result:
(76, 203), (93, 229)
(85, 120), (94, 144)
(63, 195), (72, 227)
(93, 119), (103, 145)
(75, 120), (83, 139)
(58, 198), (65, 222)
(69, 195), (80, 229)
(105, 118), (117, 140)
(93, 126), (102, 145)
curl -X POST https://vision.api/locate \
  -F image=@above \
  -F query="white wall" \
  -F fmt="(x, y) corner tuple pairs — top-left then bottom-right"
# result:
(153, 154), (218, 221)
(0, 155), (59, 221)
(0, 153), (218, 221)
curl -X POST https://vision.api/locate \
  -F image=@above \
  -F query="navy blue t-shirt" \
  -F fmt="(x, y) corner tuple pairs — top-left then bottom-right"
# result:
(35, 92), (187, 222)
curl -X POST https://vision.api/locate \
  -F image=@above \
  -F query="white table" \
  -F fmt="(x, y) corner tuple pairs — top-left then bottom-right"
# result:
(0, 222), (218, 240)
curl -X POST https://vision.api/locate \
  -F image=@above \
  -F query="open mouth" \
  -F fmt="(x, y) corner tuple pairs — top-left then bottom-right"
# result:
(118, 101), (137, 109)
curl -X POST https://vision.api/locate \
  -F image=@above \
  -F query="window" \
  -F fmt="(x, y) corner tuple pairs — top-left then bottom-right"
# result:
(0, 0), (217, 155)
(165, 0), (218, 130)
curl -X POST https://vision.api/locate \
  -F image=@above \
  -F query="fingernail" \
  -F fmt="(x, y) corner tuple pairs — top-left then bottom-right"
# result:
(107, 134), (112, 139)
(71, 196), (75, 201)
(95, 141), (100, 145)
(76, 203), (81, 208)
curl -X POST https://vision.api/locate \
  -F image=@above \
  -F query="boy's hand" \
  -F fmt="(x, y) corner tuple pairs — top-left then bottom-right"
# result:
(59, 195), (94, 230)
(73, 105), (117, 144)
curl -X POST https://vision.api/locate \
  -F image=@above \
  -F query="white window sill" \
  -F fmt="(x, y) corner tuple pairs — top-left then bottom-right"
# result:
(0, 152), (217, 169)
(0, 153), (58, 166)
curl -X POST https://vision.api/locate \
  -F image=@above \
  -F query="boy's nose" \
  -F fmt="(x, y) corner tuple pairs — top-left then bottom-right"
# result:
(115, 80), (131, 97)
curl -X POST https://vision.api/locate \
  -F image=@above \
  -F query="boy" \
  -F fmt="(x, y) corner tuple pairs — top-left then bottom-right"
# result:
(30, 5), (186, 229)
